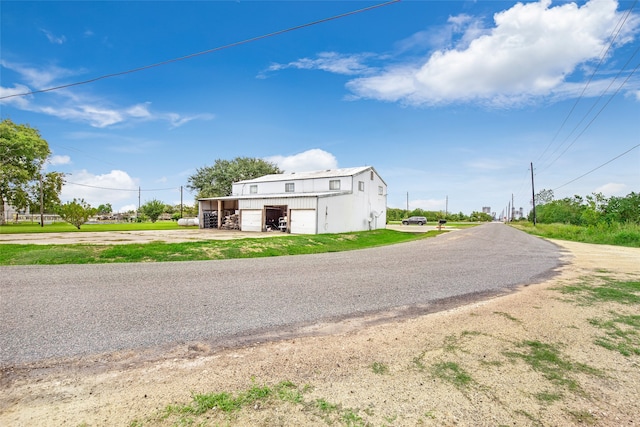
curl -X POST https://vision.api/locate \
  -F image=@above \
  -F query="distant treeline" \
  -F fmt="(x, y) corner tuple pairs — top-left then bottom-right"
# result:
(531, 191), (639, 226)
(386, 208), (493, 223)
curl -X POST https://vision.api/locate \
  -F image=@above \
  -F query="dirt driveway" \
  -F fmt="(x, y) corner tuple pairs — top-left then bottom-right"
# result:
(0, 224), (453, 245)
(1, 239), (639, 426)
(0, 228), (283, 245)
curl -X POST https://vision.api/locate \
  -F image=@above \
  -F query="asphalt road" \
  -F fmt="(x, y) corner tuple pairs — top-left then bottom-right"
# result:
(0, 223), (563, 365)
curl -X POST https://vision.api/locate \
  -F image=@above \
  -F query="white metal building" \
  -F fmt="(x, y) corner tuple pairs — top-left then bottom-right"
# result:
(198, 166), (387, 234)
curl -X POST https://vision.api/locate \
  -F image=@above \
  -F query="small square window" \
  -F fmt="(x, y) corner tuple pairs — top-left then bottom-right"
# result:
(358, 181), (365, 191)
(329, 180), (341, 190)
(285, 182), (295, 193)
(250, 185), (258, 194)
(378, 186), (383, 195)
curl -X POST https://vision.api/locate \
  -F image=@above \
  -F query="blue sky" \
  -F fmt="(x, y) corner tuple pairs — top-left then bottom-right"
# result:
(2, 0), (639, 217)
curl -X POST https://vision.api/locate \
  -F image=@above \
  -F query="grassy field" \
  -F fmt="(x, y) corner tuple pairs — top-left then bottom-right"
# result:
(0, 221), (184, 234)
(0, 229), (445, 266)
(512, 222), (640, 247)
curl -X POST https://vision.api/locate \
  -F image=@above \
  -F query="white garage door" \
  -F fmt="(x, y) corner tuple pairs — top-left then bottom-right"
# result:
(290, 209), (317, 234)
(241, 209), (262, 232)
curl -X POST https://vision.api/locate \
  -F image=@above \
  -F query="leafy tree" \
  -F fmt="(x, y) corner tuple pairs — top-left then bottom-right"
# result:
(140, 199), (165, 223)
(535, 188), (554, 205)
(97, 203), (113, 215)
(469, 211), (493, 222)
(187, 157), (282, 199)
(28, 172), (65, 224)
(537, 196), (585, 225)
(57, 199), (97, 229)
(0, 119), (51, 224)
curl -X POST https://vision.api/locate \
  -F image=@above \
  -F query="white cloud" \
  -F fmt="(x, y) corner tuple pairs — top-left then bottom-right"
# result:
(260, 52), (376, 78)
(346, 0), (638, 106)
(118, 204), (138, 214)
(61, 169), (139, 207)
(1, 61), (213, 128)
(0, 59), (79, 89)
(166, 112), (215, 128)
(265, 149), (338, 173)
(40, 29), (66, 45)
(126, 103), (152, 118)
(40, 104), (124, 128)
(48, 155), (71, 166)
(0, 84), (31, 108)
(594, 182), (628, 196)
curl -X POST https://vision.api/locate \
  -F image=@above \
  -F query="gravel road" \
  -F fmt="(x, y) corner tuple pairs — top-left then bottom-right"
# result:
(0, 223), (563, 365)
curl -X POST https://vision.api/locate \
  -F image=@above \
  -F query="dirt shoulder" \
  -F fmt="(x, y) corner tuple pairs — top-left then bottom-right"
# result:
(1, 239), (639, 426)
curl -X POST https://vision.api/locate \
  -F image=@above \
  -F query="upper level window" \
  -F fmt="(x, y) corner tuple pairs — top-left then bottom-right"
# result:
(329, 180), (341, 190)
(285, 182), (295, 193)
(358, 181), (365, 191)
(370, 171), (374, 180)
(378, 186), (384, 195)
(250, 185), (258, 194)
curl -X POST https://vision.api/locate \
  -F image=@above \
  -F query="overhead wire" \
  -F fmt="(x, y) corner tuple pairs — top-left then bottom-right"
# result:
(540, 48), (640, 173)
(526, 0), (640, 205)
(64, 181), (179, 192)
(553, 143), (640, 191)
(0, 0), (400, 100)
(535, 0), (638, 166)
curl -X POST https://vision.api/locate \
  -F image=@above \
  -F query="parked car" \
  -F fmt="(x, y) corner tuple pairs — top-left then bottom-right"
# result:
(402, 216), (427, 225)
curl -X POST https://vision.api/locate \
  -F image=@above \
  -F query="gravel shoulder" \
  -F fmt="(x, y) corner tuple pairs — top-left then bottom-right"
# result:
(1, 239), (639, 426)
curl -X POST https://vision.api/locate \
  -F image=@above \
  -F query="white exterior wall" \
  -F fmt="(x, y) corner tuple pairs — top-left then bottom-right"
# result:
(290, 209), (317, 234)
(315, 171), (386, 234)
(238, 197), (317, 210)
(232, 176), (353, 196)
(241, 210), (262, 232)
(317, 195), (353, 234)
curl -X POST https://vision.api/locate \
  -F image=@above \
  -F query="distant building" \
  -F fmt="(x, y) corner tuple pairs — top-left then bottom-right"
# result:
(482, 206), (491, 214)
(2, 202), (29, 223)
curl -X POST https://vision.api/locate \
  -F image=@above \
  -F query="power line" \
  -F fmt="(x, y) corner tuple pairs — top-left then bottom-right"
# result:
(543, 59), (640, 172)
(536, 0), (638, 168)
(0, 0), (400, 100)
(553, 143), (640, 191)
(64, 181), (178, 192)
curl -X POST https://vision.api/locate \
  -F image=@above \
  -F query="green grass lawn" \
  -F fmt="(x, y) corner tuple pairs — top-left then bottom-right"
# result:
(0, 229), (446, 265)
(0, 220), (185, 234)
(511, 222), (640, 247)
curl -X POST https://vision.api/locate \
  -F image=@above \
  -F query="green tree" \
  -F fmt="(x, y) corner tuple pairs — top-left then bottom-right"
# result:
(187, 157), (282, 199)
(469, 211), (493, 222)
(97, 203), (113, 215)
(536, 195), (585, 225)
(57, 198), (97, 229)
(0, 119), (52, 224)
(140, 199), (165, 223)
(28, 172), (65, 223)
(535, 188), (555, 205)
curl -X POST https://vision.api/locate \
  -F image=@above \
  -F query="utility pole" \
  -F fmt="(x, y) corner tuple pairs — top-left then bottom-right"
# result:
(39, 173), (44, 227)
(530, 162), (536, 226)
(512, 193), (514, 221)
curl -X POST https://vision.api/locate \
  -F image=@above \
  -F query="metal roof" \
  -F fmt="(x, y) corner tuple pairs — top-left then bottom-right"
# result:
(199, 191), (349, 201)
(234, 166), (380, 184)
